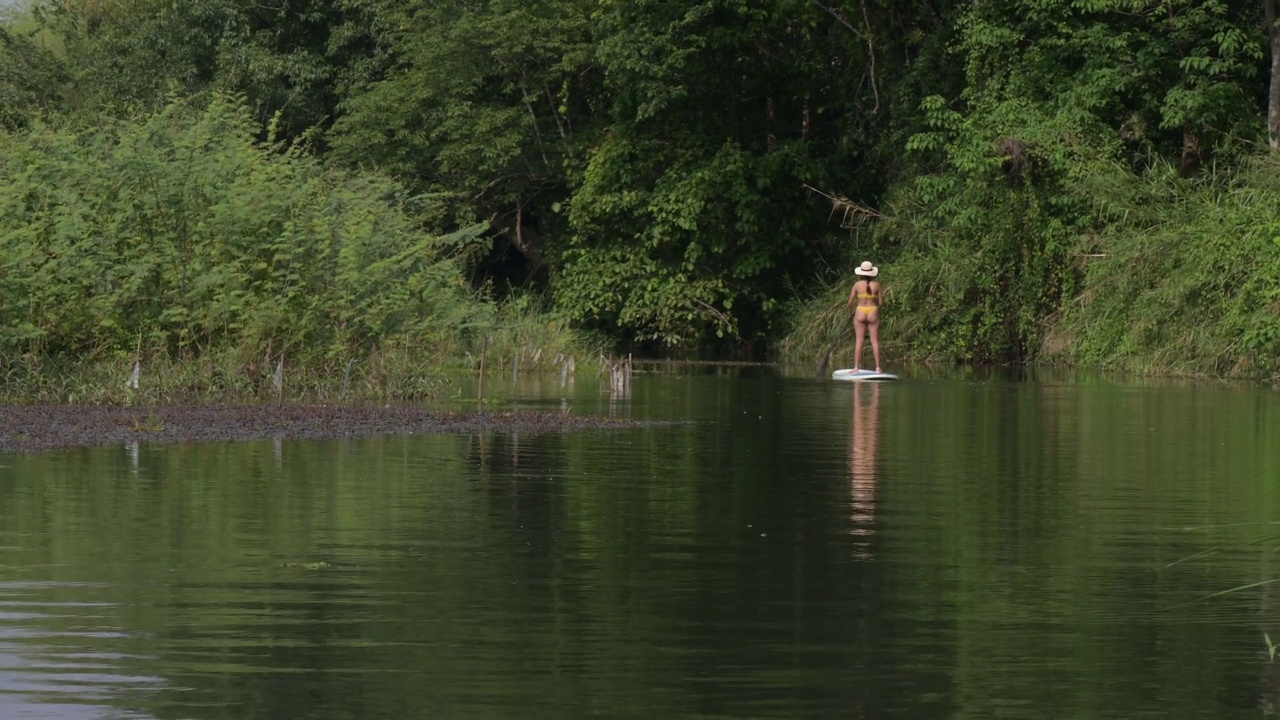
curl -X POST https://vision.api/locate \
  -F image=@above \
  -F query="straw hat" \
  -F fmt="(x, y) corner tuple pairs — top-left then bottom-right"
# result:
(854, 261), (879, 277)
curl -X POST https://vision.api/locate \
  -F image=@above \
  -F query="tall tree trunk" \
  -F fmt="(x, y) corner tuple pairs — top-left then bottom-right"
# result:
(1269, 0), (1280, 151)
(510, 205), (543, 268)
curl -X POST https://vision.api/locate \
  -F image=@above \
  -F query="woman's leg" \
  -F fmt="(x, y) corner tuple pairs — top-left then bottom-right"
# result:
(868, 316), (882, 372)
(853, 316), (867, 371)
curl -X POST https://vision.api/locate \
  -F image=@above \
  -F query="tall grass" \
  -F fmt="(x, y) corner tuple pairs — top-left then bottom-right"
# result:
(1045, 157), (1280, 379)
(0, 347), (459, 404)
(776, 277), (850, 366)
(0, 93), (599, 400)
(0, 4), (66, 130)
(781, 179), (1084, 367)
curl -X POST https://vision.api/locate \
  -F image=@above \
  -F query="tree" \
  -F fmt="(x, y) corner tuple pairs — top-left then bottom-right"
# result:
(327, 0), (599, 282)
(29, 0), (354, 138)
(553, 0), (958, 346)
(1268, 0), (1280, 150)
(0, 15), (68, 130)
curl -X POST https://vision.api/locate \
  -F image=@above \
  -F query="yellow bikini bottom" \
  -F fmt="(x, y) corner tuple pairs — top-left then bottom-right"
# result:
(855, 305), (878, 315)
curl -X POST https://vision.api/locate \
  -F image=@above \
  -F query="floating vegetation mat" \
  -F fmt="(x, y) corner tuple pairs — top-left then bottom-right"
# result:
(0, 404), (651, 454)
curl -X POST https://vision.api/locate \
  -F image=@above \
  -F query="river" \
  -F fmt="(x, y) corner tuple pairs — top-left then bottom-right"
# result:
(2, 365), (1279, 718)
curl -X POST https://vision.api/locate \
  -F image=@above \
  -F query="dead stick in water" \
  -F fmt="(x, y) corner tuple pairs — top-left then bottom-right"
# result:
(275, 356), (284, 406)
(478, 337), (488, 401)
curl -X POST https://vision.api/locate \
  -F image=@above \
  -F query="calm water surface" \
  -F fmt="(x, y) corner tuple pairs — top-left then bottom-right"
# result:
(3, 366), (1280, 719)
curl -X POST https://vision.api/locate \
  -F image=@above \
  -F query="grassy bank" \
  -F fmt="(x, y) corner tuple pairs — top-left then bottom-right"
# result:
(1043, 158), (1280, 379)
(0, 332), (605, 405)
(782, 156), (1280, 382)
(0, 94), (604, 402)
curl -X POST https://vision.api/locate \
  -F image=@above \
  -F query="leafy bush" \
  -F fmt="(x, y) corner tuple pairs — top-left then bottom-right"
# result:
(0, 94), (492, 365)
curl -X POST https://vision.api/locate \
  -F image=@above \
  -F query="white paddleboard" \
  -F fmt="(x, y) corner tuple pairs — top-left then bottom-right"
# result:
(832, 368), (898, 382)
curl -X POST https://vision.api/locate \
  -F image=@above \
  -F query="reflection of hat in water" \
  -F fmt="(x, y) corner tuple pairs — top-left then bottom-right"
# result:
(854, 261), (879, 277)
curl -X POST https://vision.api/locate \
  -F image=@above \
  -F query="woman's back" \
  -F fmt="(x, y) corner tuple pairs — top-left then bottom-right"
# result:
(855, 280), (879, 304)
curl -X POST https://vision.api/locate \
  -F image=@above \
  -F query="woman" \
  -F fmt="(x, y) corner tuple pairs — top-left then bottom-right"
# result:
(846, 260), (884, 373)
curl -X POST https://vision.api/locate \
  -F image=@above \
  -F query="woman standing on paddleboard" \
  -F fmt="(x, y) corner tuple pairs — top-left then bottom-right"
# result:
(846, 261), (884, 373)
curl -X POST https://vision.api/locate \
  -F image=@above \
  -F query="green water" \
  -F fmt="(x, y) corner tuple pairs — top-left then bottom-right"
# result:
(4, 367), (1280, 719)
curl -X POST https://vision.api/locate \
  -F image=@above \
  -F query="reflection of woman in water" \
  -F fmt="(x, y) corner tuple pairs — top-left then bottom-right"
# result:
(848, 382), (880, 557)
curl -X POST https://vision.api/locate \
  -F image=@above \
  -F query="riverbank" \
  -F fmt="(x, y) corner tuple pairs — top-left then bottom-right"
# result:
(0, 404), (646, 455)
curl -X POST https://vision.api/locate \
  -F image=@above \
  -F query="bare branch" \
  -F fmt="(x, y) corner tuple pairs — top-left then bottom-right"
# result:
(802, 184), (885, 228)
(542, 81), (574, 159)
(810, 0), (880, 113)
(810, 0), (863, 37)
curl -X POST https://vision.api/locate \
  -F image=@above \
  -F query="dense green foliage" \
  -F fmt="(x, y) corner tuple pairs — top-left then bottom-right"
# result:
(3, 0), (1280, 375)
(0, 95), (485, 361)
(785, 0), (1279, 375)
(1049, 157), (1280, 376)
(0, 94), (596, 399)
(866, 0), (1269, 366)
(0, 8), (65, 130)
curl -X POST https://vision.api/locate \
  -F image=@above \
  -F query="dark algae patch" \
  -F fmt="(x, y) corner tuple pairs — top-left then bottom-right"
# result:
(0, 404), (646, 455)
